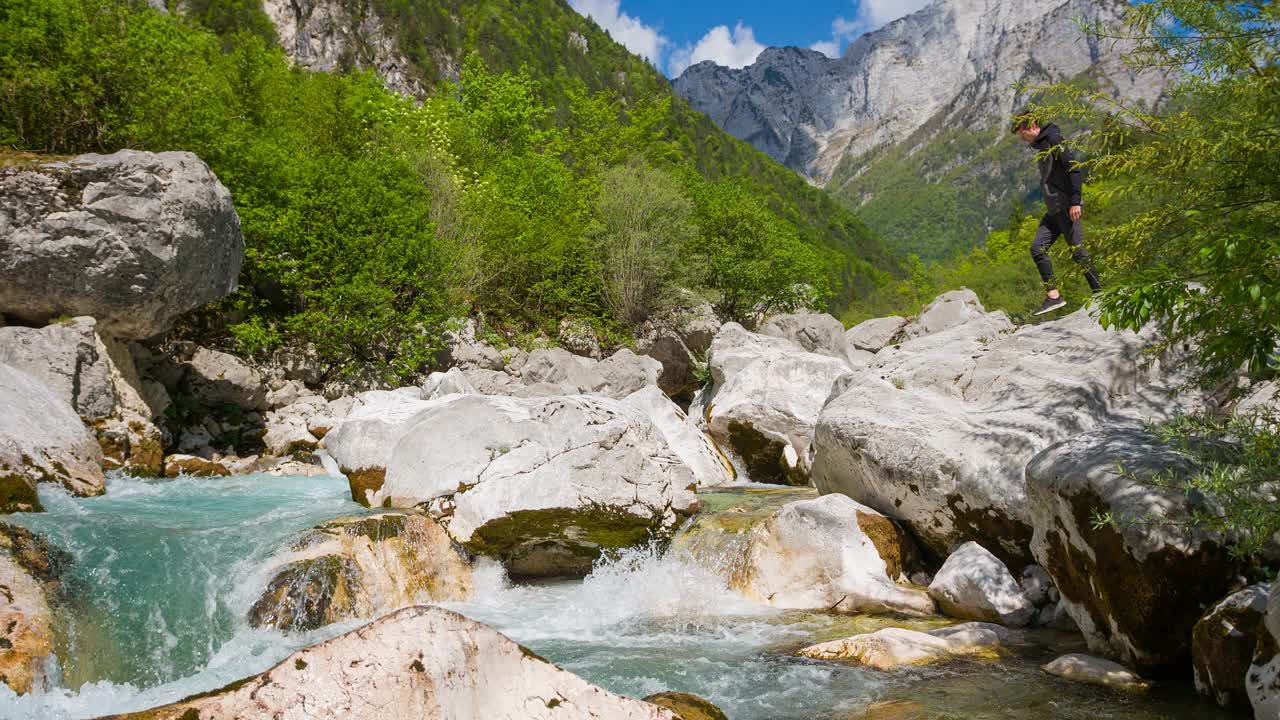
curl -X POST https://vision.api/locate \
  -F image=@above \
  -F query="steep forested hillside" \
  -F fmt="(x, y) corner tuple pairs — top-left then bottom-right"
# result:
(0, 0), (890, 384)
(198, 0), (892, 300)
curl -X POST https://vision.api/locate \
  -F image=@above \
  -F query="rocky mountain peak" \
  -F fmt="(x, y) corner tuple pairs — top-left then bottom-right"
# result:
(673, 0), (1164, 184)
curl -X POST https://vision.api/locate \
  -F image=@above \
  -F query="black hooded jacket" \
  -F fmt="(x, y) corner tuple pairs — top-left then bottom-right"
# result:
(1031, 123), (1084, 214)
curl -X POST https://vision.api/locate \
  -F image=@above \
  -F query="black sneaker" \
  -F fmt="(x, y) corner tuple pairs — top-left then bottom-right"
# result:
(1034, 296), (1068, 316)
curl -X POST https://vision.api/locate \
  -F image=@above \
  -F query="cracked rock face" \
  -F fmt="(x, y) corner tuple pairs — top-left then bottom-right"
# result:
(812, 299), (1209, 568)
(108, 605), (678, 720)
(672, 0), (1164, 184)
(0, 150), (243, 340)
(379, 394), (699, 578)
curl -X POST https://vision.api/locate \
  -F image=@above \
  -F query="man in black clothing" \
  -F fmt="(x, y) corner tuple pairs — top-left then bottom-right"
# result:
(1012, 111), (1102, 315)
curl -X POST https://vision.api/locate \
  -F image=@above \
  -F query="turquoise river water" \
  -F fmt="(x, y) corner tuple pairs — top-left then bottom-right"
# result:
(0, 474), (1239, 720)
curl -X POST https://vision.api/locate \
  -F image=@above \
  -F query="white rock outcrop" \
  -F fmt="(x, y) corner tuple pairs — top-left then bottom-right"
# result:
(1248, 583), (1280, 720)
(703, 323), (853, 485)
(622, 386), (734, 487)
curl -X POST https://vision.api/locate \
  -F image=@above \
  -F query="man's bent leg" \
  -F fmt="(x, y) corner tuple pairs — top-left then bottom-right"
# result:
(1066, 218), (1102, 291)
(1030, 215), (1059, 290)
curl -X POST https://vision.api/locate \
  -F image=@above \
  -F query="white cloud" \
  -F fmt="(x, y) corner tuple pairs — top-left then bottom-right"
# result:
(813, 0), (932, 58)
(668, 22), (767, 77)
(568, 0), (668, 65)
(811, 40), (840, 58)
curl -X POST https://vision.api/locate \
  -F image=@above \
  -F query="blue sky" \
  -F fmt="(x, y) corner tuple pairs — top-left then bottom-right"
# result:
(567, 0), (933, 77)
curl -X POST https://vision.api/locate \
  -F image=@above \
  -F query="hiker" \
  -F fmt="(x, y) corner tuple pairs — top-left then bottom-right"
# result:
(1012, 110), (1102, 315)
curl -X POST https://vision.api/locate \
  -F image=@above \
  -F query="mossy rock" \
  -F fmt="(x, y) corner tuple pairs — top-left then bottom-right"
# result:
(0, 471), (41, 513)
(643, 692), (729, 720)
(464, 505), (679, 579)
(247, 554), (360, 631)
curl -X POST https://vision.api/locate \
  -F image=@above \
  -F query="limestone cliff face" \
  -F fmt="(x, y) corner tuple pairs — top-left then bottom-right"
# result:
(673, 0), (1166, 184)
(260, 0), (435, 97)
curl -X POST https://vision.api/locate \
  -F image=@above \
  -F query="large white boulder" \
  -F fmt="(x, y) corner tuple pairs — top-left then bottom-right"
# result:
(732, 494), (934, 616)
(1248, 583), (1280, 719)
(703, 323), (853, 485)
(928, 541), (1034, 627)
(184, 346), (267, 411)
(813, 303), (1209, 565)
(112, 605), (678, 720)
(0, 364), (104, 511)
(380, 394), (699, 578)
(0, 150), (243, 339)
(622, 386), (734, 487)
(0, 318), (115, 420)
(1026, 428), (1246, 673)
(1193, 584), (1271, 711)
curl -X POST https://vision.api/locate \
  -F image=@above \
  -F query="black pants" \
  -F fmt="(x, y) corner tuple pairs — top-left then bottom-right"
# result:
(1031, 211), (1101, 291)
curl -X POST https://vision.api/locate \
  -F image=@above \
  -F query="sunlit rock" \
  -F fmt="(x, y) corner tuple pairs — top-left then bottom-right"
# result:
(1041, 653), (1150, 693)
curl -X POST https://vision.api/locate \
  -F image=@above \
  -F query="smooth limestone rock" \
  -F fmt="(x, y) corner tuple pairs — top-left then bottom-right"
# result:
(798, 622), (1011, 670)
(902, 289), (987, 340)
(1027, 428), (1244, 673)
(813, 303), (1208, 566)
(1248, 583), (1280, 720)
(733, 494), (934, 616)
(422, 366), (479, 400)
(703, 323), (853, 485)
(1041, 653), (1150, 693)
(928, 542), (1035, 627)
(249, 512), (472, 632)
(1194, 585), (1271, 710)
(642, 693), (728, 720)
(758, 312), (849, 360)
(622, 386), (735, 487)
(322, 391), (448, 506)
(106, 605), (677, 720)
(0, 150), (243, 339)
(0, 364), (105, 511)
(380, 395), (698, 578)
(845, 315), (907, 353)
(636, 329), (698, 399)
(0, 524), (66, 695)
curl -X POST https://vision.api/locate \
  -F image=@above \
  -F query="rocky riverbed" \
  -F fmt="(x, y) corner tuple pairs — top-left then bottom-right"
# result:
(1, 149), (1276, 719)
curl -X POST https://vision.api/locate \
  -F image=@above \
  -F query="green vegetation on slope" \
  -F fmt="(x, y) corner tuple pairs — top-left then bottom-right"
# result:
(0, 0), (851, 384)
(198, 0), (892, 307)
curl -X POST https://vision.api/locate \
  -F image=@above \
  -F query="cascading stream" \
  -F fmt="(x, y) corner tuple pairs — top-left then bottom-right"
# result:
(0, 475), (1239, 720)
